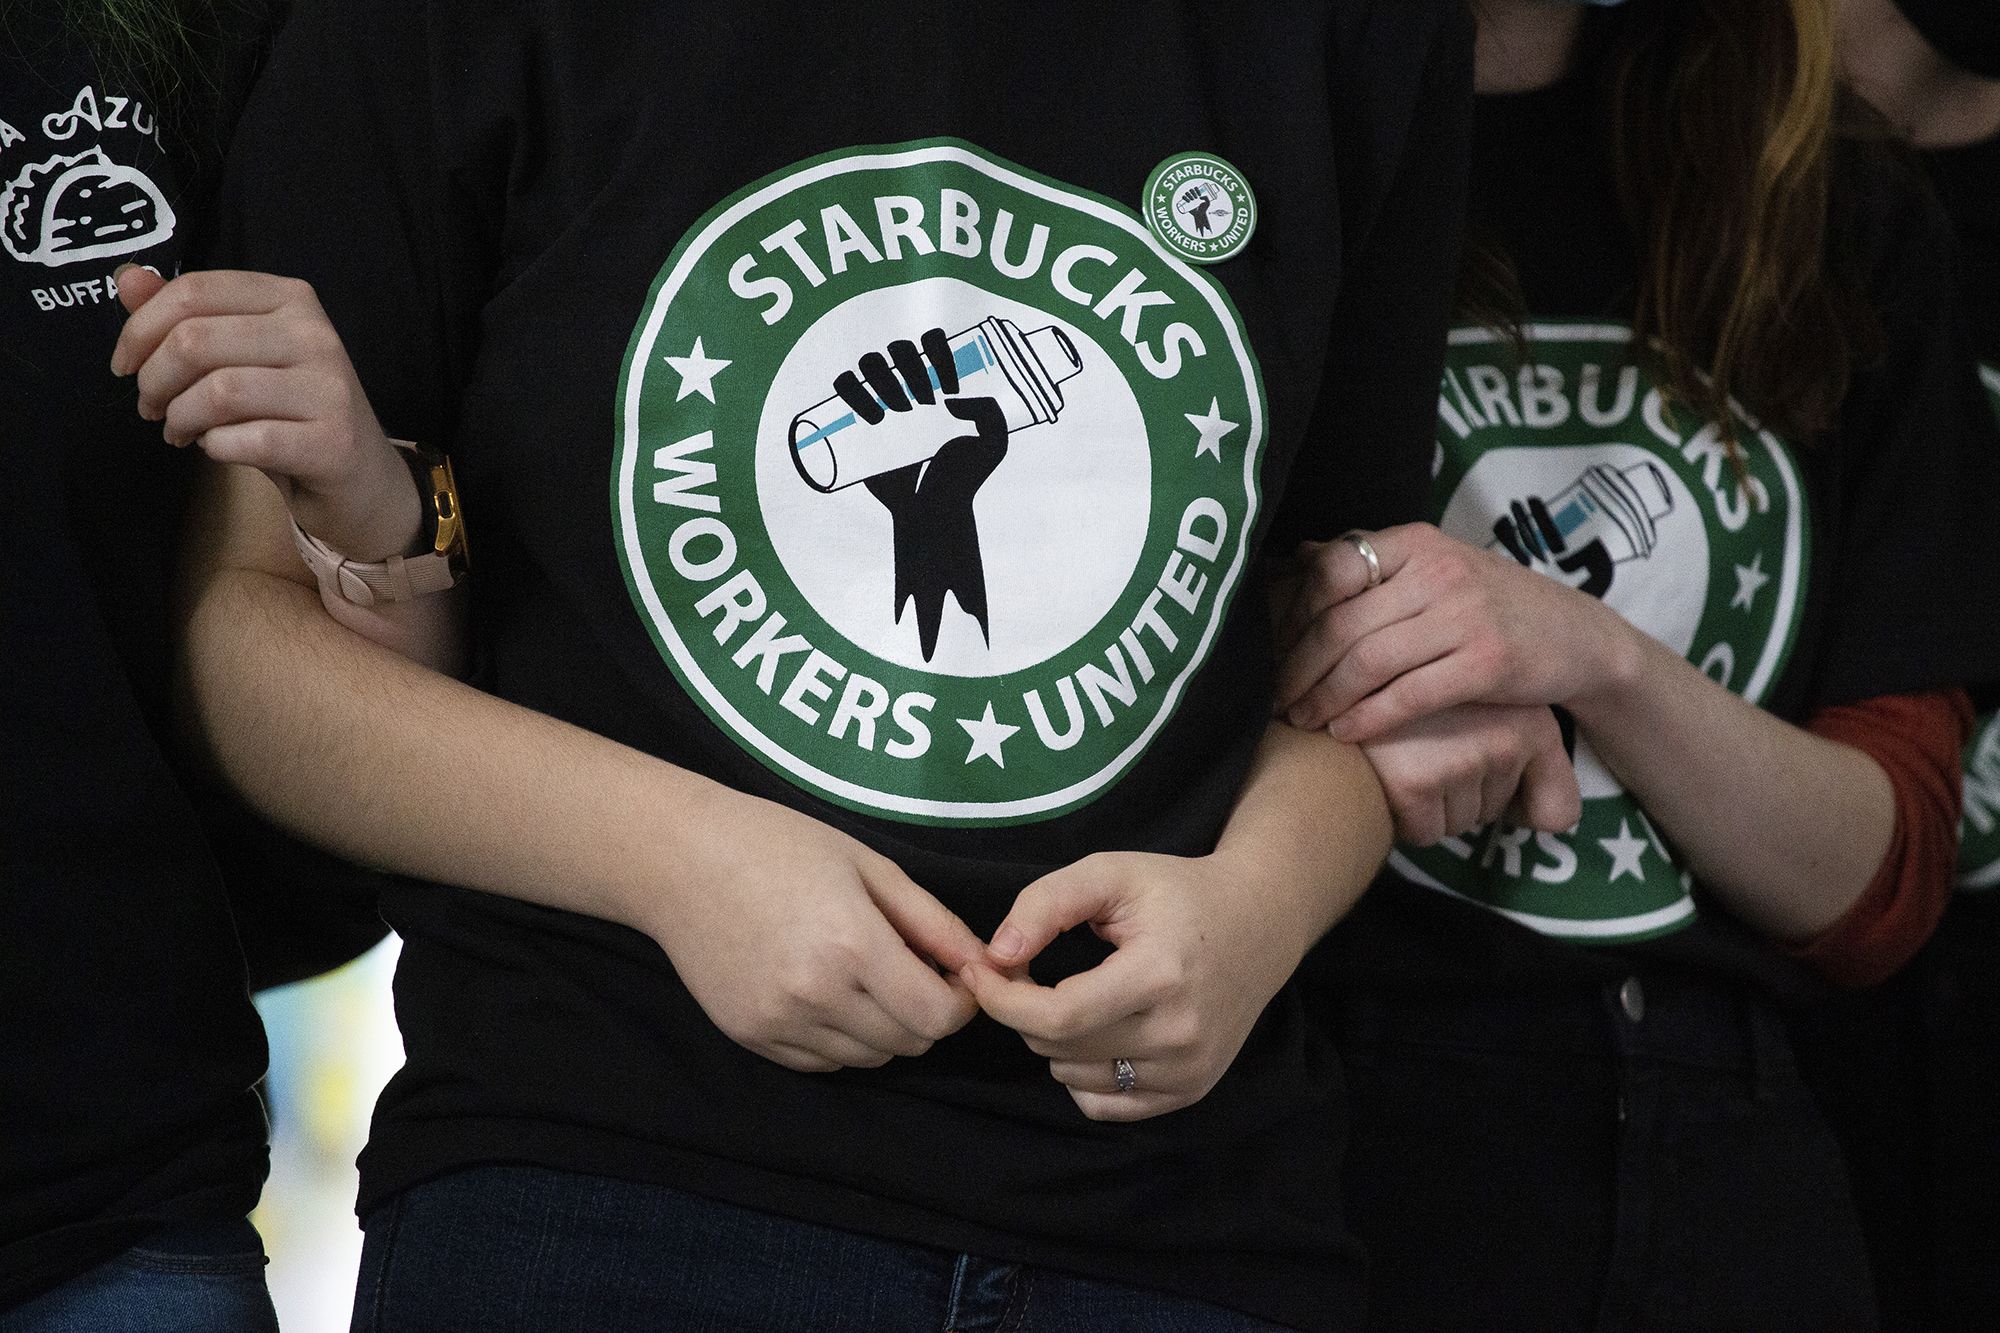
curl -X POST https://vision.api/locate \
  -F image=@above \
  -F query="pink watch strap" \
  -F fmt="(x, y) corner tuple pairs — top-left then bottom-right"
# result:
(290, 517), (460, 607)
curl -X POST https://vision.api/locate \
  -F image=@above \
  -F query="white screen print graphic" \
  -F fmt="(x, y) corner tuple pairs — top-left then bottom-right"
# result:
(1, 146), (175, 267)
(1487, 459), (1675, 598)
(790, 315), (1081, 489)
(756, 279), (1150, 681)
(789, 313), (1085, 663)
(1171, 179), (1235, 241)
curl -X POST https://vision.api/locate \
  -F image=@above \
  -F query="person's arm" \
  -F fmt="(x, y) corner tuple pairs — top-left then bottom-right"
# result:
(1564, 614), (1895, 940)
(178, 457), (982, 1071)
(1790, 689), (1970, 984)
(1275, 524), (1896, 942)
(963, 720), (1390, 1121)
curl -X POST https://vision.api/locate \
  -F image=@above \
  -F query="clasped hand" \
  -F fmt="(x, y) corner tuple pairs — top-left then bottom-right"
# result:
(1273, 523), (1623, 845)
(657, 793), (1296, 1123)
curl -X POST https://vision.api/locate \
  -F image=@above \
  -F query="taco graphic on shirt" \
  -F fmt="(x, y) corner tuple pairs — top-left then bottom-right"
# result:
(1, 147), (175, 267)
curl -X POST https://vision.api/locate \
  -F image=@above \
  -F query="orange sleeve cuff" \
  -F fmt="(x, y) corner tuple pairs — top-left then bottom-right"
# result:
(1789, 689), (1973, 988)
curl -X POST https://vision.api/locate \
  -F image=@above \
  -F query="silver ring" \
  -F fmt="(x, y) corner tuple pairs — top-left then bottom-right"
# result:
(1113, 1057), (1137, 1094)
(1339, 529), (1383, 589)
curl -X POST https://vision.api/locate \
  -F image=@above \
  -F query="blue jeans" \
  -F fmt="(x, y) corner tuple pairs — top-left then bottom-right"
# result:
(352, 1164), (1287, 1331)
(1, 1219), (277, 1333)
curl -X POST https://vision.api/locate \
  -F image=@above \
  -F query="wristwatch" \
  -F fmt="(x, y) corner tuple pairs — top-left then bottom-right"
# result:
(290, 440), (469, 607)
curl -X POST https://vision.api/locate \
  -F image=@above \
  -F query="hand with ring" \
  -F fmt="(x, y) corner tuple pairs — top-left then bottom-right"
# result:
(1270, 523), (1610, 844)
(1275, 521), (1639, 739)
(961, 849), (1315, 1123)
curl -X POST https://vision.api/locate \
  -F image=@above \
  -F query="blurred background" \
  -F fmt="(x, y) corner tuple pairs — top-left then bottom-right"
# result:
(252, 936), (404, 1332)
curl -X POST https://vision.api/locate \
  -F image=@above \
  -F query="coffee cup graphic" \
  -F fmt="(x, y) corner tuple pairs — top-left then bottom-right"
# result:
(1490, 460), (1674, 568)
(789, 315), (1082, 492)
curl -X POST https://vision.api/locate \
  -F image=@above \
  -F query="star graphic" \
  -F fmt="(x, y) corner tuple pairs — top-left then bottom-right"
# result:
(1731, 551), (1771, 612)
(1598, 818), (1649, 883)
(958, 701), (1020, 768)
(1185, 397), (1240, 461)
(663, 337), (732, 403)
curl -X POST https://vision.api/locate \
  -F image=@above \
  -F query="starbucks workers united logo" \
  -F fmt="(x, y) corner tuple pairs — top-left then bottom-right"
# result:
(1395, 323), (1810, 942)
(614, 140), (1266, 824)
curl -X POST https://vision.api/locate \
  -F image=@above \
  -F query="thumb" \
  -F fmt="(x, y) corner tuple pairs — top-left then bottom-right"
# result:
(866, 868), (985, 974)
(987, 857), (1124, 971)
(113, 263), (166, 314)
(1511, 730), (1583, 833)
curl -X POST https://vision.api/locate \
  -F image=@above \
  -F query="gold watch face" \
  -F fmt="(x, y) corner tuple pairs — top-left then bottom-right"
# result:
(428, 455), (469, 572)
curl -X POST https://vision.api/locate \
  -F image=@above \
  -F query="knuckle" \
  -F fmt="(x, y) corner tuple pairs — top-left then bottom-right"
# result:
(747, 990), (796, 1036)
(1387, 674), (1429, 714)
(1160, 1009), (1202, 1056)
(1435, 552), (1470, 591)
(1346, 636), (1383, 679)
(822, 926), (869, 970)
(913, 1004), (959, 1044)
(1044, 1008), (1085, 1045)
(1147, 953), (1188, 1003)
(715, 1009), (766, 1048)
(1467, 640), (1509, 691)
(228, 421), (279, 466)
(209, 366), (255, 415)
(164, 319), (206, 364)
(774, 958), (829, 1009)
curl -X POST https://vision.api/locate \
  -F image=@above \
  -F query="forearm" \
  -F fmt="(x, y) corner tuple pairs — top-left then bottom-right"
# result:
(178, 464), (755, 933)
(1569, 629), (1895, 941)
(1212, 720), (1393, 957)
(320, 582), (468, 677)
(185, 564), (732, 928)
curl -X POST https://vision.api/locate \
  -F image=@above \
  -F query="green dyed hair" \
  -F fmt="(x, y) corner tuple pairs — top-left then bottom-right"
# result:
(4, 1), (254, 158)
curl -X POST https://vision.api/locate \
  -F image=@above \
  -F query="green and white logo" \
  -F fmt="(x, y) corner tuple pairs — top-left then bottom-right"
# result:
(1961, 364), (2000, 891)
(1394, 323), (1810, 942)
(1962, 711), (2000, 891)
(614, 139), (1267, 825)
(1142, 152), (1256, 265)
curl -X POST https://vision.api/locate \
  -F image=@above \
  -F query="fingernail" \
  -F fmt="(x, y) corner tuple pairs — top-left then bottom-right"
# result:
(1285, 706), (1308, 729)
(990, 925), (1024, 963)
(113, 262), (137, 280)
(1327, 715), (1356, 741)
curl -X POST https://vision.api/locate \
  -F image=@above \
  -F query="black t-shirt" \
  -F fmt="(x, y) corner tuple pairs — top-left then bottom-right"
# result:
(1929, 133), (2000, 888)
(1319, 73), (2000, 1007)
(0, 4), (273, 1308)
(214, 2), (1472, 1325)
(1928, 134), (2000, 369)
